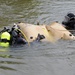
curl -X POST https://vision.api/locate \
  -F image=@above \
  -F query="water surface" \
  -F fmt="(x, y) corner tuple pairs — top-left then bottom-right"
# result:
(0, 0), (75, 75)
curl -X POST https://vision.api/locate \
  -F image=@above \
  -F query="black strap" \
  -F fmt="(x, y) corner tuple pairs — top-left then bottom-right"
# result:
(1, 39), (10, 43)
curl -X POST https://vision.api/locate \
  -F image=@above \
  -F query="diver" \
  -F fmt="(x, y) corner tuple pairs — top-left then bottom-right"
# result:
(0, 24), (27, 47)
(10, 24), (27, 45)
(62, 13), (75, 30)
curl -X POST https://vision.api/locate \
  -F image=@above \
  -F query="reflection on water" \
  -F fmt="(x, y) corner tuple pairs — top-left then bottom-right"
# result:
(0, 66), (16, 71)
(0, 0), (75, 75)
(0, 46), (26, 71)
(0, 61), (25, 64)
(0, 47), (10, 58)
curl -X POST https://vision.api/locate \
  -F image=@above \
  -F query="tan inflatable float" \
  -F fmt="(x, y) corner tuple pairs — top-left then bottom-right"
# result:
(17, 22), (75, 43)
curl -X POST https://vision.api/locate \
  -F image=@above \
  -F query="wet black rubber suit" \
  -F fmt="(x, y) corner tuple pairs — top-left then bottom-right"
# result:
(62, 13), (75, 30)
(10, 26), (27, 45)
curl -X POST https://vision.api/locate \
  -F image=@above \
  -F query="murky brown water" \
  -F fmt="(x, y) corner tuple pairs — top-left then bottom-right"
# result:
(0, 0), (75, 75)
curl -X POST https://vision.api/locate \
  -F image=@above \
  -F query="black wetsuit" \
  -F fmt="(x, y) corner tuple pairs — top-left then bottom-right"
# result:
(10, 28), (27, 45)
(62, 18), (75, 30)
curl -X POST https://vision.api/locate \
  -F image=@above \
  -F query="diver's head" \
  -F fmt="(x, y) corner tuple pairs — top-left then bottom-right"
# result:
(65, 13), (75, 21)
(67, 13), (75, 18)
(4, 26), (10, 32)
(12, 24), (18, 30)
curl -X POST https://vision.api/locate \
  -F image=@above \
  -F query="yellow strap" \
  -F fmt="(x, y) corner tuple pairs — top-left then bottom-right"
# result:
(17, 29), (30, 46)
